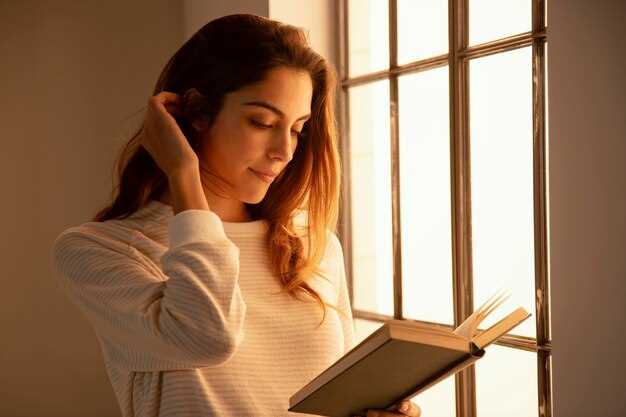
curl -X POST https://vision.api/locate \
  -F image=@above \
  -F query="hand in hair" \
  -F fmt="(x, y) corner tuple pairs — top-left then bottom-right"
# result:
(139, 91), (199, 177)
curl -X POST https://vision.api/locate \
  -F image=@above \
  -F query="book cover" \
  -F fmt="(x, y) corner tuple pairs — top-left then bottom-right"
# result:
(288, 288), (531, 417)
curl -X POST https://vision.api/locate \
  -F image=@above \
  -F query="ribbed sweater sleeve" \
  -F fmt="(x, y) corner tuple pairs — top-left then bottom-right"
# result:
(51, 209), (247, 372)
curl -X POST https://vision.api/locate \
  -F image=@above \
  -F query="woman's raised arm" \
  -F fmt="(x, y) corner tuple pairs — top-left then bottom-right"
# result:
(51, 208), (246, 372)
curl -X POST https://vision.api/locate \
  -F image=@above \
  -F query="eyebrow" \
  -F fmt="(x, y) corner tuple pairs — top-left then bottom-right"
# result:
(242, 100), (311, 122)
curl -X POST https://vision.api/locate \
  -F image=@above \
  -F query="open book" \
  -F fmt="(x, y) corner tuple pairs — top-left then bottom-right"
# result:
(288, 288), (531, 417)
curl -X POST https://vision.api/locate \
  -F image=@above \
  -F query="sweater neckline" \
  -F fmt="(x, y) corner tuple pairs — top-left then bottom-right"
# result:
(146, 199), (269, 236)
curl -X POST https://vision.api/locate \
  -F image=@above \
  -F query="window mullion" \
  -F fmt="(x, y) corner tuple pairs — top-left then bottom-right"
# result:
(337, 0), (355, 305)
(532, 0), (553, 416)
(388, 0), (403, 320)
(449, 0), (476, 416)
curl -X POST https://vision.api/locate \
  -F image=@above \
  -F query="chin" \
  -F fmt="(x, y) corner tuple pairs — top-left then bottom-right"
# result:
(241, 189), (268, 205)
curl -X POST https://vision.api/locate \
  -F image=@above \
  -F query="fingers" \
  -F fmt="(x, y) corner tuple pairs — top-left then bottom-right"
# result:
(364, 410), (400, 417)
(403, 401), (421, 416)
(362, 400), (422, 417)
(396, 400), (421, 416)
(150, 91), (182, 107)
(149, 91), (183, 118)
(154, 90), (182, 103)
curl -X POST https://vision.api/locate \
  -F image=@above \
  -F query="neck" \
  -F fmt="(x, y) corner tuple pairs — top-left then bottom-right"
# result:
(157, 188), (251, 223)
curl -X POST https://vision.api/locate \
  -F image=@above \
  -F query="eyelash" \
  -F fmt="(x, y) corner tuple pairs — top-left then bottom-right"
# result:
(250, 119), (304, 139)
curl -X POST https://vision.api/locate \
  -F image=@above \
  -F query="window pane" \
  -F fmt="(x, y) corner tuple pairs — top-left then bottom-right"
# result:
(349, 80), (394, 316)
(398, 66), (454, 325)
(397, 0), (448, 64)
(469, 0), (531, 46)
(469, 47), (536, 338)
(475, 345), (539, 417)
(348, 0), (389, 77)
(412, 368), (456, 417)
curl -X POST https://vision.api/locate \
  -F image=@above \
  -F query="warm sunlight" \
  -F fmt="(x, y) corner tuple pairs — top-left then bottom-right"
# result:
(347, 1), (539, 416)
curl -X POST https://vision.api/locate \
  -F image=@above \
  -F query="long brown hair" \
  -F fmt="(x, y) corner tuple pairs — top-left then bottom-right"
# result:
(93, 14), (345, 327)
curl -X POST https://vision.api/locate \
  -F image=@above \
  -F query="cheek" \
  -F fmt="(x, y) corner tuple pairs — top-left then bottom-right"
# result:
(201, 117), (274, 178)
(201, 123), (252, 166)
(234, 127), (268, 162)
(209, 136), (266, 182)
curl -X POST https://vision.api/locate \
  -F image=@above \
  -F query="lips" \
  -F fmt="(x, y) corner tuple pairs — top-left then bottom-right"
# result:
(249, 168), (277, 183)
(252, 168), (278, 177)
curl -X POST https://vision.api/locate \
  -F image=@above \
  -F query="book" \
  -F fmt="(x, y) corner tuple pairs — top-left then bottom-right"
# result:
(288, 288), (531, 417)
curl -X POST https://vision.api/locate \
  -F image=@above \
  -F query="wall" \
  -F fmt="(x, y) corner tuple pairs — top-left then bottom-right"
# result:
(269, 0), (337, 64)
(0, 1), (336, 416)
(548, 0), (626, 416)
(0, 2), (183, 416)
(182, 0), (268, 41)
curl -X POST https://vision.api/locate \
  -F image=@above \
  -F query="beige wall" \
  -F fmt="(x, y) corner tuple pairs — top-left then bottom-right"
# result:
(0, 2), (183, 416)
(269, 0), (337, 64)
(0, 1), (336, 416)
(548, 0), (626, 416)
(182, 0), (268, 41)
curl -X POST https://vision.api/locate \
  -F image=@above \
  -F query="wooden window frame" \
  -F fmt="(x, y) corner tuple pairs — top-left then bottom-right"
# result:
(336, 1), (551, 416)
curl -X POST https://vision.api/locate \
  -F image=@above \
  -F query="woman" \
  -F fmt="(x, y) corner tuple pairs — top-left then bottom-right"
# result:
(51, 13), (420, 417)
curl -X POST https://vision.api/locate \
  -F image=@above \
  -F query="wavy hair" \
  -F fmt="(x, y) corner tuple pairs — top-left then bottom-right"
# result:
(93, 14), (346, 327)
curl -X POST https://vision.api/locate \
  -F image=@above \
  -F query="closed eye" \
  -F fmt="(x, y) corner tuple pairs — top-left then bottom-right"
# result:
(250, 120), (272, 129)
(250, 119), (304, 139)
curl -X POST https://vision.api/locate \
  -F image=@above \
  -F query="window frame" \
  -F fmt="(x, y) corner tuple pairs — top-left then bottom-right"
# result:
(335, 1), (551, 416)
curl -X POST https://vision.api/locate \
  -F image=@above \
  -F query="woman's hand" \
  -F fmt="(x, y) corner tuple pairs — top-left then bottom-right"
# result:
(352, 400), (422, 417)
(138, 91), (199, 177)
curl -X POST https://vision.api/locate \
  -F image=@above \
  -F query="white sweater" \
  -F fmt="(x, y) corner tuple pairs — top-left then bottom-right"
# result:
(51, 199), (355, 417)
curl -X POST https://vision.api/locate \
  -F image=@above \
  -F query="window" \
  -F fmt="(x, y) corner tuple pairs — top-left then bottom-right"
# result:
(336, 1), (550, 416)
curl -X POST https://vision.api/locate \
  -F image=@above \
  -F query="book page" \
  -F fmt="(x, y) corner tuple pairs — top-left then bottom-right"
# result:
(453, 287), (511, 339)
(471, 307), (531, 349)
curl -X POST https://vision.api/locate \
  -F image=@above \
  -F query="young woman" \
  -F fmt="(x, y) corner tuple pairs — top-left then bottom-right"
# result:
(51, 13), (420, 417)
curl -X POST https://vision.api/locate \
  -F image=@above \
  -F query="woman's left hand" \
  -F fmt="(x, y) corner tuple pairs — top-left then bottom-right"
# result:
(351, 400), (422, 417)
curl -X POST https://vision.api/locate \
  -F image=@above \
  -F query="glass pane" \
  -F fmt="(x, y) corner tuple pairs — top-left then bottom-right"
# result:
(412, 369), (456, 417)
(469, 0), (531, 46)
(398, 66), (454, 325)
(397, 0), (448, 64)
(475, 345), (539, 417)
(353, 318), (384, 346)
(469, 47), (536, 338)
(349, 80), (394, 316)
(348, 0), (389, 77)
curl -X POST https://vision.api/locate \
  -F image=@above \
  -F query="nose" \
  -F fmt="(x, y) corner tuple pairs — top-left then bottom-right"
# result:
(267, 128), (296, 163)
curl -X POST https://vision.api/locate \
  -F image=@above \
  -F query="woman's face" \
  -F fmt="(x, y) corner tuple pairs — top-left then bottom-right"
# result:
(194, 66), (313, 205)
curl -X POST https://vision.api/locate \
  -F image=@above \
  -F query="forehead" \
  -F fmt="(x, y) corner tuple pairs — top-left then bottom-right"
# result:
(231, 67), (313, 117)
